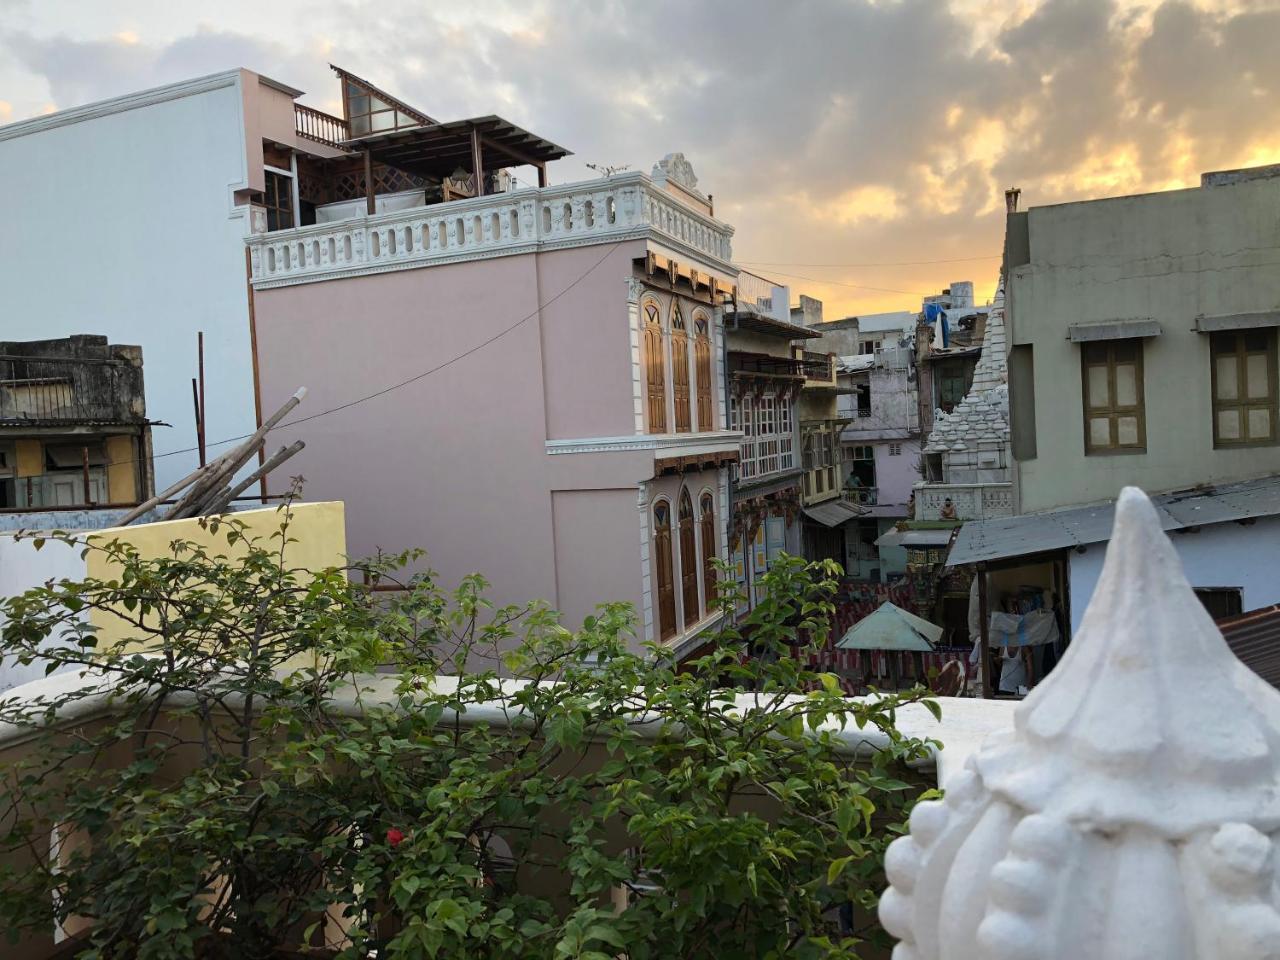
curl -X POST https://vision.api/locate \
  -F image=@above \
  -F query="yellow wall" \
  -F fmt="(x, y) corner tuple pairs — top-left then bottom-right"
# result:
(86, 501), (347, 651)
(105, 435), (136, 504)
(14, 439), (40, 478)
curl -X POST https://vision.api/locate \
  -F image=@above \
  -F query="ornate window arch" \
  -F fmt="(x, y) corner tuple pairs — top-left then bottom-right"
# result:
(693, 312), (713, 432)
(678, 488), (699, 627)
(642, 298), (667, 434)
(699, 490), (717, 616)
(652, 497), (676, 640)
(670, 302), (692, 433)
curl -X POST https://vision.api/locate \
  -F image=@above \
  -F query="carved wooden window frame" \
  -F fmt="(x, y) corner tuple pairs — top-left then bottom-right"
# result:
(671, 303), (692, 433)
(642, 300), (667, 434)
(693, 313), (713, 432)
(699, 491), (717, 617)
(678, 488), (699, 628)
(653, 498), (676, 641)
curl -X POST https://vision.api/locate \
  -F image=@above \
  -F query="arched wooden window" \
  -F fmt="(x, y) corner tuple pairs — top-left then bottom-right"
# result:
(678, 489), (699, 627)
(671, 304), (692, 433)
(694, 314), (713, 432)
(653, 500), (676, 640)
(699, 492), (716, 616)
(643, 301), (667, 434)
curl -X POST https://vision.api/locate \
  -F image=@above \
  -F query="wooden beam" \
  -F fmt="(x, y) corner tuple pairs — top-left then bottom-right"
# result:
(363, 150), (375, 215)
(470, 126), (485, 197)
(978, 564), (992, 699)
(538, 163), (548, 188)
(478, 133), (548, 172)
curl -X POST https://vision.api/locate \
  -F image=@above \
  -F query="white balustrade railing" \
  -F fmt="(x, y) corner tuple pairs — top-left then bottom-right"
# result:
(247, 171), (734, 287)
(914, 482), (1014, 522)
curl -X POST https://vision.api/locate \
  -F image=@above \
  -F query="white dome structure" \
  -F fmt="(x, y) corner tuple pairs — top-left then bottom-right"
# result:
(880, 486), (1280, 959)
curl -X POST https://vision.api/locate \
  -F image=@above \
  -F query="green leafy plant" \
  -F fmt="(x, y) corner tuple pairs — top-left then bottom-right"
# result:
(0, 503), (937, 959)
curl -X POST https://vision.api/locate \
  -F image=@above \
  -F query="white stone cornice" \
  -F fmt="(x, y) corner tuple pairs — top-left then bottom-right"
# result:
(248, 171), (737, 288)
(545, 430), (743, 457)
(0, 70), (243, 142)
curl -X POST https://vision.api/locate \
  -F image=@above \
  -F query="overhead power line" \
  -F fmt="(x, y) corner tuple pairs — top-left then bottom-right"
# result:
(92, 241), (626, 474)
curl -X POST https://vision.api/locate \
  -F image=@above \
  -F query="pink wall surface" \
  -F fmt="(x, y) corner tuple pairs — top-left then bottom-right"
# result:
(253, 240), (658, 636)
(539, 244), (641, 440)
(552, 488), (643, 632)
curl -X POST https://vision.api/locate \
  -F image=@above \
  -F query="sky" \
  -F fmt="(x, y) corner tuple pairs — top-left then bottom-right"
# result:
(3, 0), (1280, 317)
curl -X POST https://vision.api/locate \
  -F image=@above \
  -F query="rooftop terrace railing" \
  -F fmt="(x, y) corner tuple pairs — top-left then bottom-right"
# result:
(247, 171), (735, 288)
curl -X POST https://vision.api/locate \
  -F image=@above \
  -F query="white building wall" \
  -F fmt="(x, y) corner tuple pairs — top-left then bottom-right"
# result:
(1068, 516), (1280, 628)
(0, 74), (257, 489)
(0, 535), (86, 692)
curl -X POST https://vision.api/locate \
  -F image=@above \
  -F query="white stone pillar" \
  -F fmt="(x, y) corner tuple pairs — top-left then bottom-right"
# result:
(880, 486), (1280, 960)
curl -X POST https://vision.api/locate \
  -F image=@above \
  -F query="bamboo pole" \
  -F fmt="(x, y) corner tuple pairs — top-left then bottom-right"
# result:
(202, 442), (304, 516)
(117, 463), (210, 526)
(167, 388), (307, 520)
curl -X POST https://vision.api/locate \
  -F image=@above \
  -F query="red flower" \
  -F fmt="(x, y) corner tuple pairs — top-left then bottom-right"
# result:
(386, 828), (405, 847)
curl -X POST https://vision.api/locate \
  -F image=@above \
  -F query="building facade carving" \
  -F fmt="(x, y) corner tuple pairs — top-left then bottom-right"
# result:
(881, 487), (1280, 958)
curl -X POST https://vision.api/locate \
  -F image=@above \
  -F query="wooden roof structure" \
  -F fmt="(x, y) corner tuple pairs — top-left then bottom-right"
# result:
(348, 116), (572, 182)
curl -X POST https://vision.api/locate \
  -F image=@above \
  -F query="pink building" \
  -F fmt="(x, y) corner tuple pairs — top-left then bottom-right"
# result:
(244, 73), (741, 655)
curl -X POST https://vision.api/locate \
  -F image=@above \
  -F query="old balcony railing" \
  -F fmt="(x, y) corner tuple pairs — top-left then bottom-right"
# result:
(845, 486), (879, 507)
(790, 347), (836, 385)
(294, 103), (350, 150)
(247, 171), (735, 288)
(0, 355), (143, 425)
(912, 482), (1013, 522)
(729, 352), (806, 378)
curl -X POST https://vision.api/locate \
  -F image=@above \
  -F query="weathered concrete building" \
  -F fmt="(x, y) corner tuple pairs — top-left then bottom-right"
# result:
(0, 336), (153, 529)
(949, 166), (1280, 696)
(1005, 164), (1280, 511)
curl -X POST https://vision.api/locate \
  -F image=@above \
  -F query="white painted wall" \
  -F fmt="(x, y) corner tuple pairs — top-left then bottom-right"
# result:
(0, 534), (86, 692)
(1068, 515), (1280, 628)
(0, 74), (258, 490)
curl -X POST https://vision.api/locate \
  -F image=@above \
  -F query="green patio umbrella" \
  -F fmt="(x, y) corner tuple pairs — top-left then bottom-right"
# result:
(836, 601), (942, 652)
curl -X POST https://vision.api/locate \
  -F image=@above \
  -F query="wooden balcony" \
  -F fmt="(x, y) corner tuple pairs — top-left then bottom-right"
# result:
(294, 103), (350, 150)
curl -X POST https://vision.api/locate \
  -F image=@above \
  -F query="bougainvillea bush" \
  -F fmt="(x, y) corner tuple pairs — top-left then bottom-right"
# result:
(0, 505), (937, 959)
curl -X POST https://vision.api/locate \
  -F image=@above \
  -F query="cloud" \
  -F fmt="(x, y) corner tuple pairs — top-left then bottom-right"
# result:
(3, 0), (1280, 314)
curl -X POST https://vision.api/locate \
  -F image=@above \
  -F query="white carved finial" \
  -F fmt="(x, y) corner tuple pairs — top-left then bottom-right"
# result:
(651, 152), (699, 192)
(880, 486), (1280, 959)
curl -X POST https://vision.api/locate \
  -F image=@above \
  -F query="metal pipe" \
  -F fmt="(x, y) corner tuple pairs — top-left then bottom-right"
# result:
(82, 446), (92, 506)
(197, 331), (207, 467)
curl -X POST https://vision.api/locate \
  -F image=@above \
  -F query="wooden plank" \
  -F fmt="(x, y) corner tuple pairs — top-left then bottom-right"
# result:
(470, 125), (485, 197)
(978, 565), (992, 699)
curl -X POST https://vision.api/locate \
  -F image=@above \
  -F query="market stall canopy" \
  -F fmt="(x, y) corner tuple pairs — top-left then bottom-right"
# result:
(836, 602), (942, 652)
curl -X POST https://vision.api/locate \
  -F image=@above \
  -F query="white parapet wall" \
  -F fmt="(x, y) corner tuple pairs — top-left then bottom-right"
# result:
(246, 171), (735, 288)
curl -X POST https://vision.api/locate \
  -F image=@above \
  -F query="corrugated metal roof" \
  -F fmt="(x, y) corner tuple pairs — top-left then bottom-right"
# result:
(948, 473), (1280, 566)
(877, 527), (956, 548)
(1219, 605), (1280, 690)
(802, 500), (864, 528)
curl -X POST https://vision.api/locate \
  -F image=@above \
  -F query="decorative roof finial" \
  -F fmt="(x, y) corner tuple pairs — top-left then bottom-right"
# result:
(880, 486), (1280, 959)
